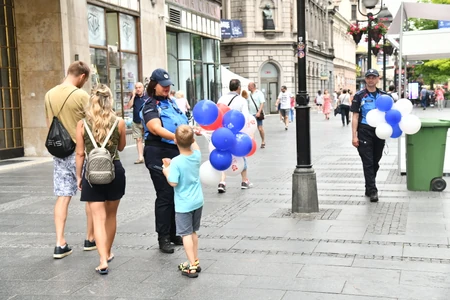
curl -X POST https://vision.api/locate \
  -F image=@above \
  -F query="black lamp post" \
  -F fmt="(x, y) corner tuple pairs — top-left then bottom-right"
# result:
(357, 0), (384, 71)
(377, 6), (393, 90)
(292, 0), (318, 213)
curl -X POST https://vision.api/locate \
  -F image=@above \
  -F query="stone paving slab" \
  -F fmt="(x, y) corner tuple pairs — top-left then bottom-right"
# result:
(2, 108), (450, 298)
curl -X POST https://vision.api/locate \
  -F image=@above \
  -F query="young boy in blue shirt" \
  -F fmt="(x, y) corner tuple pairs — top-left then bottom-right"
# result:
(162, 124), (204, 278)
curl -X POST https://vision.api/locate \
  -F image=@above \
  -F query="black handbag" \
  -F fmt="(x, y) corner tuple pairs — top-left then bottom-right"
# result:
(250, 94), (265, 120)
(45, 89), (78, 158)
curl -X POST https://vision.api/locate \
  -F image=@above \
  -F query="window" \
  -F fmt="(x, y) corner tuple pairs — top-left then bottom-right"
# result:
(351, 5), (357, 21)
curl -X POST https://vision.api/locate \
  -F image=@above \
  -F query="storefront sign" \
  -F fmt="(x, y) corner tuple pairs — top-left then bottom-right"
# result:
(221, 20), (244, 39)
(168, 0), (220, 20)
(438, 21), (450, 29)
(88, 5), (106, 46)
(119, 14), (137, 52)
(320, 72), (328, 81)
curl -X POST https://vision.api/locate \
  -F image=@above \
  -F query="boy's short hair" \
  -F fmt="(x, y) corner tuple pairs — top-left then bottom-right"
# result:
(175, 125), (194, 148)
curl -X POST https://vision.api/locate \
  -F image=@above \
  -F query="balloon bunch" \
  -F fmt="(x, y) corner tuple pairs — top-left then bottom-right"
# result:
(366, 96), (421, 139)
(192, 100), (258, 186)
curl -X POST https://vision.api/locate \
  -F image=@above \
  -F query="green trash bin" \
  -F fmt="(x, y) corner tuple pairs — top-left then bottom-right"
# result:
(406, 119), (450, 191)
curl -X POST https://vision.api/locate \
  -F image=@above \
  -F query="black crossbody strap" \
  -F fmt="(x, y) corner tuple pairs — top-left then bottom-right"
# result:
(250, 94), (259, 111)
(227, 95), (238, 106)
(48, 88), (78, 119)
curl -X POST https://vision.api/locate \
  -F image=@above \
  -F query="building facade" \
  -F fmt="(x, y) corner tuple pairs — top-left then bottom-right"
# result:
(0, 0), (221, 160)
(220, 0), (334, 113)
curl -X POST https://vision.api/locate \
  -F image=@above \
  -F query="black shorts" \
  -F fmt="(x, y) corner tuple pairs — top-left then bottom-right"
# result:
(80, 160), (126, 202)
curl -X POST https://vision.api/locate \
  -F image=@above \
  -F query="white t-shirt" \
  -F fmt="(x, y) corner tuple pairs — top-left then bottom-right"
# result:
(175, 97), (189, 113)
(277, 91), (292, 109)
(217, 92), (249, 115)
(315, 94), (324, 105)
(338, 93), (351, 106)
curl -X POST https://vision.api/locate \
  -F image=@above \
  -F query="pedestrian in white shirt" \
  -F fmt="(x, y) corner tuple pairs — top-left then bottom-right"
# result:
(275, 85), (293, 130)
(216, 79), (252, 194)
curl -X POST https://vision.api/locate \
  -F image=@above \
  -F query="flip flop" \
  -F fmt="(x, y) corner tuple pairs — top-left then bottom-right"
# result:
(107, 254), (115, 263)
(95, 267), (109, 275)
(260, 143), (266, 148)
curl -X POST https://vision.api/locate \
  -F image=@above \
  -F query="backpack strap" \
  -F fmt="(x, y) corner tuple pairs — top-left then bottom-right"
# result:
(101, 118), (119, 148)
(83, 119), (98, 149)
(48, 88), (78, 118)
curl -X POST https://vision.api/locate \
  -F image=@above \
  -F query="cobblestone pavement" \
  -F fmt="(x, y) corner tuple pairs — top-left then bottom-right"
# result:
(1, 107), (450, 299)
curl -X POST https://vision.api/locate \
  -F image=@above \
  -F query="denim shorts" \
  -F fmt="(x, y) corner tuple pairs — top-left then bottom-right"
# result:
(53, 152), (77, 197)
(280, 109), (290, 117)
(175, 206), (203, 236)
(253, 114), (263, 127)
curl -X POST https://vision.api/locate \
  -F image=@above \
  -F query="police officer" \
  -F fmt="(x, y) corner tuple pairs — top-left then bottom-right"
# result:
(142, 69), (188, 253)
(350, 69), (388, 203)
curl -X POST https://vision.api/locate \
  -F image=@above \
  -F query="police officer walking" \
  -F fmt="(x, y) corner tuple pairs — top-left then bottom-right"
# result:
(350, 69), (388, 203)
(142, 68), (189, 253)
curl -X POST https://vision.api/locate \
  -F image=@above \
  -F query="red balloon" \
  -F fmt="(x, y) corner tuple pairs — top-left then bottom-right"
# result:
(217, 103), (231, 114)
(200, 110), (223, 131)
(246, 139), (257, 157)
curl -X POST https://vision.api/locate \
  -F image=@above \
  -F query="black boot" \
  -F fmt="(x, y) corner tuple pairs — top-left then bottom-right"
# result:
(171, 235), (183, 246)
(158, 236), (174, 254)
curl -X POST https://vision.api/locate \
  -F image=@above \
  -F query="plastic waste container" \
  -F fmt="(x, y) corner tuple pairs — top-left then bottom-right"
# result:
(406, 119), (450, 191)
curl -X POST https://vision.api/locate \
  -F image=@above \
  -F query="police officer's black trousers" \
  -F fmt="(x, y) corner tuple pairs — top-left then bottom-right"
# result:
(357, 125), (385, 194)
(144, 145), (178, 239)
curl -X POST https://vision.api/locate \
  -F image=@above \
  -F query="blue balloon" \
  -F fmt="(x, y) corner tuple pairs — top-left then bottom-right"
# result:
(209, 149), (232, 171)
(385, 109), (402, 126)
(211, 128), (236, 151)
(193, 100), (219, 126)
(222, 110), (245, 134)
(376, 94), (394, 112)
(391, 123), (403, 138)
(230, 132), (253, 157)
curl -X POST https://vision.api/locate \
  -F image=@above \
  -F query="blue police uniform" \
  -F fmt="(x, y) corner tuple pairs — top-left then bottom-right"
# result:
(142, 95), (188, 250)
(350, 88), (388, 198)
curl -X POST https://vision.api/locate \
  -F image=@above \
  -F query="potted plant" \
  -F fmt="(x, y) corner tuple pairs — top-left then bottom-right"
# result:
(369, 21), (388, 43)
(347, 23), (367, 44)
(372, 44), (381, 56)
(383, 40), (394, 55)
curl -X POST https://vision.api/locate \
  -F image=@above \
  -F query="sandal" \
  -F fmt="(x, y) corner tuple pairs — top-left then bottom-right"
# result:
(134, 159), (144, 164)
(178, 259), (201, 273)
(107, 254), (114, 263)
(260, 143), (266, 149)
(95, 266), (109, 275)
(181, 264), (198, 278)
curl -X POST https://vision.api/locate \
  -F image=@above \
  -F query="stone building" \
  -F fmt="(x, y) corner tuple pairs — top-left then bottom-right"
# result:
(221, 0), (335, 113)
(0, 0), (221, 159)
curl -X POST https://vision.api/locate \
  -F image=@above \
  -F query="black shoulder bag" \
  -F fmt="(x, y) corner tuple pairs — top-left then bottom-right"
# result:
(45, 89), (78, 158)
(250, 93), (265, 120)
(227, 95), (239, 106)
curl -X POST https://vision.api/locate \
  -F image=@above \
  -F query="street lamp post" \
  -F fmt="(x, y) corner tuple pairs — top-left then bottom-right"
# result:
(292, 0), (318, 213)
(378, 6), (393, 90)
(357, 0), (384, 71)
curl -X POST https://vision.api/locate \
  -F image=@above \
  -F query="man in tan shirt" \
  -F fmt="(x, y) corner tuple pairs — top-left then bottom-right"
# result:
(44, 61), (94, 258)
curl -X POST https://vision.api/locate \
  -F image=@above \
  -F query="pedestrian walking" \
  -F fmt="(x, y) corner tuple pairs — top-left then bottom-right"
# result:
(435, 85), (445, 111)
(162, 125), (204, 278)
(420, 86), (428, 110)
(248, 82), (266, 148)
(44, 61), (95, 259)
(350, 69), (388, 202)
(322, 90), (332, 120)
(337, 89), (351, 126)
(315, 90), (323, 113)
(387, 85), (399, 102)
(276, 85), (292, 130)
(216, 79), (252, 193)
(126, 82), (148, 164)
(174, 90), (190, 114)
(75, 84), (127, 275)
(289, 94), (295, 122)
(142, 68), (189, 254)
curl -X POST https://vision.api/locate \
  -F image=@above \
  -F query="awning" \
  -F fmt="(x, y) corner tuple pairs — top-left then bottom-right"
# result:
(220, 66), (251, 96)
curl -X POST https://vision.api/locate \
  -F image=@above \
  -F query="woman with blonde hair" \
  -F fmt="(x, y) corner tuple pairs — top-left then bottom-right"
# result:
(75, 84), (126, 275)
(435, 85), (445, 111)
(174, 90), (190, 113)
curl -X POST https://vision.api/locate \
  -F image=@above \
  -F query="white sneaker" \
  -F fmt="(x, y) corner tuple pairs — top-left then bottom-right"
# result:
(241, 180), (253, 189)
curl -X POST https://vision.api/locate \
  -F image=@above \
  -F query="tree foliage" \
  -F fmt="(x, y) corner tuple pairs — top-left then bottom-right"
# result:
(408, 0), (450, 84)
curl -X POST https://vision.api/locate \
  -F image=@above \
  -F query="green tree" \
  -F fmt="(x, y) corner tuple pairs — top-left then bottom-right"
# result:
(408, 0), (450, 85)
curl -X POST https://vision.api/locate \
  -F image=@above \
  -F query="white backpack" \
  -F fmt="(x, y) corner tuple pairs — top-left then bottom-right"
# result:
(83, 119), (119, 186)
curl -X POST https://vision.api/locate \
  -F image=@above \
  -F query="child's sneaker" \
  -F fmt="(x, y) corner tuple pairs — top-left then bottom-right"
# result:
(178, 259), (201, 273)
(241, 179), (253, 189)
(218, 182), (226, 193)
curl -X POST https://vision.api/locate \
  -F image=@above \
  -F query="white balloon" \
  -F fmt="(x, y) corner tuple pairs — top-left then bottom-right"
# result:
(208, 141), (215, 153)
(399, 114), (422, 135)
(224, 156), (245, 177)
(366, 109), (386, 128)
(375, 123), (393, 139)
(393, 98), (413, 116)
(199, 161), (222, 186)
(241, 114), (257, 137)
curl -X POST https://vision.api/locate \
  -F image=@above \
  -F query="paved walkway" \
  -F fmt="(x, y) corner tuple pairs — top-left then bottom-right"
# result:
(1, 106), (450, 299)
